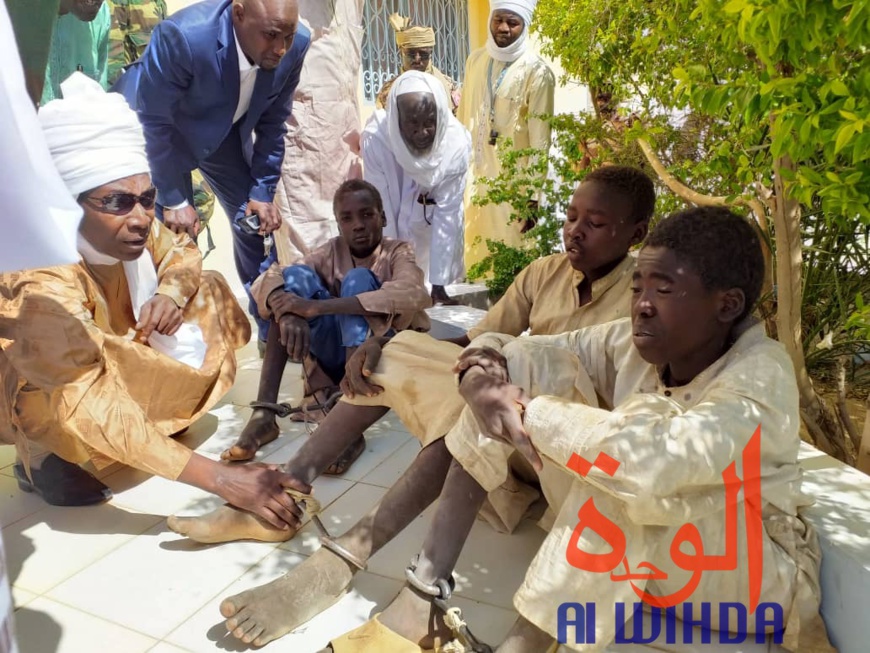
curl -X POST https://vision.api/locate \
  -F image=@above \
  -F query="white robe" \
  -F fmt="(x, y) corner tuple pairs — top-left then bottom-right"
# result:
(361, 109), (470, 287)
(446, 319), (833, 652)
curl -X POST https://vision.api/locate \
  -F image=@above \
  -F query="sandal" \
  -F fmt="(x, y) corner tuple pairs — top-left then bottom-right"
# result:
(323, 436), (366, 476)
(289, 386), (341, 423)
(328, 614), (462, 652)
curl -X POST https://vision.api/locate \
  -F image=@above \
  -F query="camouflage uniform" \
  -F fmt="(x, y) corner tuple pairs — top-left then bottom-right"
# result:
(107, 1), (215, 245)
(106, 0), (166, 85)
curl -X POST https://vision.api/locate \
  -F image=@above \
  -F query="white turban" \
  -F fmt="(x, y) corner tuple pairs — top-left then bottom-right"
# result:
(38, 72), (150, 196)
(37, 73), (206, 369)
(486, 0), (538, 63)
(387, 71), (467, 190)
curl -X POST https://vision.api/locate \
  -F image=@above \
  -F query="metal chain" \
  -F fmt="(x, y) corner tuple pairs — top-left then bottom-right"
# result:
(404, 556), (493, 653)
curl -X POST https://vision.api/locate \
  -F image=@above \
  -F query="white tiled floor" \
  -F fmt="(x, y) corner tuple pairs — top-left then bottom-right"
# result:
(0, 347), (540, 653)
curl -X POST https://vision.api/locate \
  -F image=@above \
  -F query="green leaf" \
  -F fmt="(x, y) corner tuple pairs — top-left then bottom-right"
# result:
(830, 79), (850, 96)
(768, 11), (782, 45)
(724, 0), (747, 14)
(835, 122), (858, 154)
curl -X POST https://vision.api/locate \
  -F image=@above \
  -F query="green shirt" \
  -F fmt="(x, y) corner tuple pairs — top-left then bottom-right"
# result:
(41, 2), (111, 105)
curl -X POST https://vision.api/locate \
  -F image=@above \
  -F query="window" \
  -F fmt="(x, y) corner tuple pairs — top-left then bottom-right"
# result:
(362, 0), (470, 103)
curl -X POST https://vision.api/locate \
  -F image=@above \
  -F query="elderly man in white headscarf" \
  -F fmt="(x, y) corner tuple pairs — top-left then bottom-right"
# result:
(362, 69), (471, 305)
(459, 0), (555, 271)
(0, 73), (310, 532)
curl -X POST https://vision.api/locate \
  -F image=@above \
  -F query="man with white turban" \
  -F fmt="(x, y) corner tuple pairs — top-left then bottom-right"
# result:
(459, 0), (555, 271)
(0, 73), (310, 533)
(363, 70), (471, 304)
(375, 14), (460, 114)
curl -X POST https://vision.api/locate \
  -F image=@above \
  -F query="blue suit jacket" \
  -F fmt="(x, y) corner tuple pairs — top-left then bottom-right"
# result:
(114, 0), (310, 207)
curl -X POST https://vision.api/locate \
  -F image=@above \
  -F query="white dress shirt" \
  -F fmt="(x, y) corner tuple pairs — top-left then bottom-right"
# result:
(233, 28), (259, 124)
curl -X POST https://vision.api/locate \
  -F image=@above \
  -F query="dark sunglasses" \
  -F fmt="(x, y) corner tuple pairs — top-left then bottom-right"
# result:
(402, 49), (432, 61)
(82, 187), (157, 215)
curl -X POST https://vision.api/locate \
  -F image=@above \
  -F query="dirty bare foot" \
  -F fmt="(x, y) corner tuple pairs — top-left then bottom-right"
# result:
(221, 547), (356, 646)
(167, 505), (294, 544)
(323, 436), (366, 476)
(221, 409), (280, 462)
(377, 586), (453, 649)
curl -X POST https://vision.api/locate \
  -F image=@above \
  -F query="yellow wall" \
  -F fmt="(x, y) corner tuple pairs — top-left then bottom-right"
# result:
(468, 0), (490, 50)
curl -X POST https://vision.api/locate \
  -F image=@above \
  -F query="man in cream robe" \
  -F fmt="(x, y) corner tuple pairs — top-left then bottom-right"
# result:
(460, 0), (555, 270)
(441, 318), (834, 652)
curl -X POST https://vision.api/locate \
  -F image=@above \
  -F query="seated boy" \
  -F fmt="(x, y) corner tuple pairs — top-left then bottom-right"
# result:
(170, 166), (656, 645)
(220, 179), (431, 463)
(322, 207), (833, 653)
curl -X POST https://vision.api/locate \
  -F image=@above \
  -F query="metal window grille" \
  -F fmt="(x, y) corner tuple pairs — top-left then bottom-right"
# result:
(362, 0), (470, 103)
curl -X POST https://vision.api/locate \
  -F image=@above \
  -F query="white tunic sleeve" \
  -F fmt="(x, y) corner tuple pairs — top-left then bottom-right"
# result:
(361, 119), (400, 240)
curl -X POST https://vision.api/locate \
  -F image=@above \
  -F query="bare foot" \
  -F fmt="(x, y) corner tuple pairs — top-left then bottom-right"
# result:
(377, 586), (453, 649)
(222, 547), (356, 646)
(323, 436), (366, 476)
(221, 409), (280, 462)
(167, 505), (294, 544)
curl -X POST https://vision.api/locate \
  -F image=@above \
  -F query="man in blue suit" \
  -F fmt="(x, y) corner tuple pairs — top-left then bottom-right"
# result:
(114, 0), (310, 342)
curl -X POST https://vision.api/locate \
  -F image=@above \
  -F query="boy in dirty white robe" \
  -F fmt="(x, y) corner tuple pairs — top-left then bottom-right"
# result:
(324, 207), (834, 653)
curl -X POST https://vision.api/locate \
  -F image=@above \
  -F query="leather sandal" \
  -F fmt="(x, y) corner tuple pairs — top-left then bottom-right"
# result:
(13, 454), (113, 506)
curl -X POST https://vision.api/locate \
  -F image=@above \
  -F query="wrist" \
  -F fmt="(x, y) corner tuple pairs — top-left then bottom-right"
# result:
(266, 289), (284, 312)
(177, 453), (218, 494)
(156, 292), (182, 309)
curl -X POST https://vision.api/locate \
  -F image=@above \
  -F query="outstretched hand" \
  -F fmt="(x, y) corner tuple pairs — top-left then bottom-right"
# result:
(458, 368), (542, 472)
(215, 463), (311, 530)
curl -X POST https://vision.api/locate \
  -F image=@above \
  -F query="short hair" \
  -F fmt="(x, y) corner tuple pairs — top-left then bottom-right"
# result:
(645, 206), (765, 321)
(332, 179), (384, 217)
(583, 166), (656, 224)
